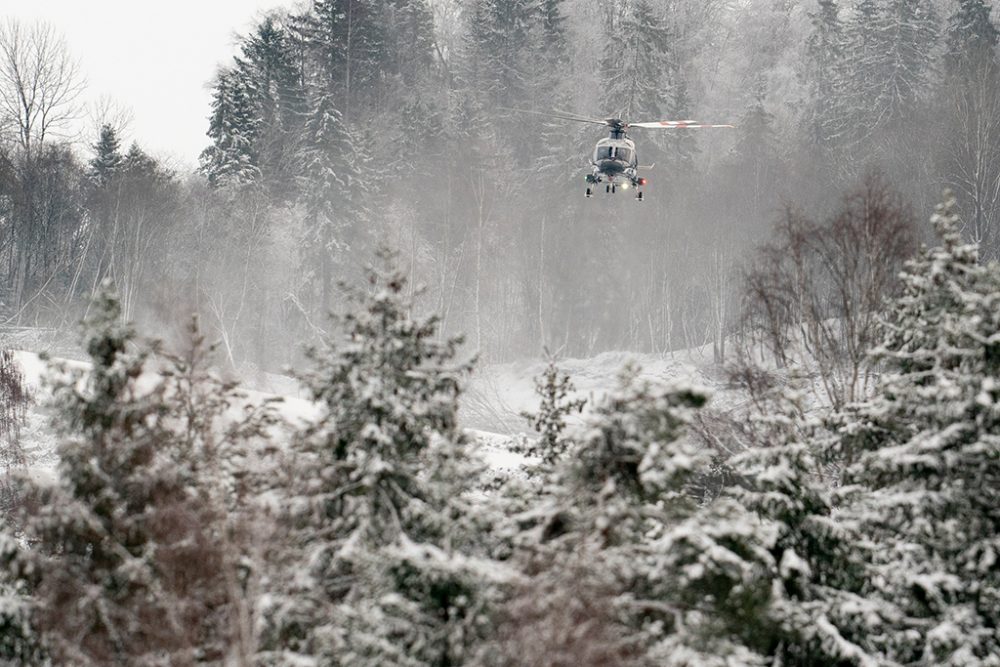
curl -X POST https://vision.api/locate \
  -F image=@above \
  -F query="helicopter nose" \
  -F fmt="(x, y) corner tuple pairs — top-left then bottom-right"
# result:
(599, 160), (624, 173)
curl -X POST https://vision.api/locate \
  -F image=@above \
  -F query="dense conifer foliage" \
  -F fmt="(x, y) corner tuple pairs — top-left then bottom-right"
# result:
(1, 289), (272, 665)
(258, 253), (501, 666)
(837, 195), (1000, 664)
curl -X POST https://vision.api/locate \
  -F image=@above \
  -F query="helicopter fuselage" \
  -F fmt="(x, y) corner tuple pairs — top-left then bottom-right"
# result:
(591, 137), (638, 180)
(586, 133), (645, 198)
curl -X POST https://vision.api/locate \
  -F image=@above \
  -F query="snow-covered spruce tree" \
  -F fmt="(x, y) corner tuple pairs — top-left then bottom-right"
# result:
(462, 0), (538, 111)
(381, 0), (437, 88)
(836, 194), (1000, 664)
(202, 15), (306, 196)
(869, 0), (938, 128)
(842, 0), (939, 136)
(731, 77), (781, 216)
(294, 0), (388, 119)
(803, 0), (850, 155)
(495, 365), (715, 665)
(712, 372), (889, 665)
(232, 16), (307, 202)
(564, 365), (708, 550)
(623, 362), (897, 666)
(84, 124), (126, 289)
(842, 0), (881, 146)
(298, 93), (366, 315)
(200, 67), (261, 187)
(521, 359), (585, 466)
(601, 0), (670, 122)
(623, 367), (772, 665)
(259, 251), (502, 666)
(3, 288), (246, 665)
(508, 361), (886, 665)
(88, 124), (124, 188)
(946, 0), (1000, 76)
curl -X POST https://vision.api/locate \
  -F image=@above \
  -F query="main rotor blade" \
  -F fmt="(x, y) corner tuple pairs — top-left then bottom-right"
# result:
(629, 120), (735, 129)
(500, 107), (611, 126)
(552, 109), (616, 125)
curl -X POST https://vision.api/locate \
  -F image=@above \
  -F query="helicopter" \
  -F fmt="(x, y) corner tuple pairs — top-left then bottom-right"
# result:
(507, 109), (734, 200)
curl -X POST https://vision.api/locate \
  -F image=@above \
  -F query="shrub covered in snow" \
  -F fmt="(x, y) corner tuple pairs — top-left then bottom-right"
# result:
(3, 287), (268, 665)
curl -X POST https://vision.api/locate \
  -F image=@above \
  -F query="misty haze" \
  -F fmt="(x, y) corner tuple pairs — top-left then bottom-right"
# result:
(0, 0), (998, 664)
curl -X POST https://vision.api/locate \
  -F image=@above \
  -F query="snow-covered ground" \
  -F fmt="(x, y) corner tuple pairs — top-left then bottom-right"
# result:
(461, 347), (739, 435)
(7, 349), (538, 484)
(12, 351), (60, 486)
(6, 344), (745, 487)
(8, 350), (323, 486)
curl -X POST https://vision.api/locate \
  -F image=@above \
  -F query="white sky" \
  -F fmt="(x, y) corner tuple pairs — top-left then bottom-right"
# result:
(6, 0), (291, 170)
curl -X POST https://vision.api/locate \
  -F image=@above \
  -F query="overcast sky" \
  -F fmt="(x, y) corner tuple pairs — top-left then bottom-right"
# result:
(7, 0), (291, 170)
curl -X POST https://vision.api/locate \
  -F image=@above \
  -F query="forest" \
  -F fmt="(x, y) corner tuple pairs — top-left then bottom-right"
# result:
(0, 0), (997, 368)
(0, 0), (1000, 664)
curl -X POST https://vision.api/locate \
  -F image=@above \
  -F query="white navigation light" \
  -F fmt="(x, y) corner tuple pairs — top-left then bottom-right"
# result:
(621, 181), (630, 190)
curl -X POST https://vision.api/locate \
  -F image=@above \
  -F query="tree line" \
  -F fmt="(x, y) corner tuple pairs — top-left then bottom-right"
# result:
(2, 1), (1000, 369)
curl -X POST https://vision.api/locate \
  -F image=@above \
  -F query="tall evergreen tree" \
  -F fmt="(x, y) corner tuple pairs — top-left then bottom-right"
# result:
(462, 0), (538, 111)
(731, 77), (781, 216)
(600, 0), (671, 121)
(947, 0), (999, 74)
(663, 75), (699, 171)
(538, 0), (568, 60)
(383, 0), (437, 86)
(82, 125), (126, 295)
(297, 93), (364, 314)
(88, 125), (123, 188)
(843, 0), (882, 144)
(236, 17), (306, 132)
(837, 194), (1000, 664)
(200, 68), (260, 187)
(201, 16), (305, 197)
(259, 254), (499, 666)
(234, 16), (307, 200)
(803, 0), (849, 150)
(529, 0), (581, 185)
(871, 0), (938, 126)
(296, 0), (387, 121)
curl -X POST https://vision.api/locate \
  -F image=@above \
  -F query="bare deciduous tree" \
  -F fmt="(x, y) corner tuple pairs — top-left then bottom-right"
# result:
(0, 18), (84, 163)
(742, 173), (917, 408)
(85, 94), (133, 147)
(944, 62), (1000, 260)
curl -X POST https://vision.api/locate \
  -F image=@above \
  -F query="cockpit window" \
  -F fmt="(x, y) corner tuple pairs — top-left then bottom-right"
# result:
(595, 145), (633, 162)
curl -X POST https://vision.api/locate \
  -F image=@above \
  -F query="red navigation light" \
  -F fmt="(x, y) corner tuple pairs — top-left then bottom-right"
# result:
(638, 177), (647, 186)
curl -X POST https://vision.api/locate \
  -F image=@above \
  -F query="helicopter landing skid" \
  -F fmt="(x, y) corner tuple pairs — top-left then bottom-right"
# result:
(584, 175), (642, 200)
